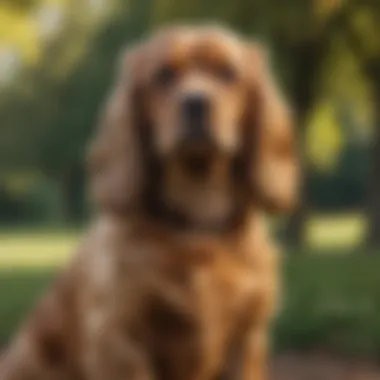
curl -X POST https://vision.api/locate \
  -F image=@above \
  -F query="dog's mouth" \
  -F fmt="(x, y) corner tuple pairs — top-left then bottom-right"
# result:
(180, 152), (213, 178)
(176, 142), (216, 178)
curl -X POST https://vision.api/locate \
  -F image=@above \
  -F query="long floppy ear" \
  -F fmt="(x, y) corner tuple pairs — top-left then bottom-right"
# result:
(248, 44), (299, 213)
(88, 47), (145, 213)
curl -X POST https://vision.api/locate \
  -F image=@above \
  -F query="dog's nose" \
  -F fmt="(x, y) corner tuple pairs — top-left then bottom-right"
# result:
(181, 94), (210, 139)
(182, 94), (209, 121)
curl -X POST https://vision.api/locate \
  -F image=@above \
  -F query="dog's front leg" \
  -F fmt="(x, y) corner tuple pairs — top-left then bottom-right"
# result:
(219, 321), (269, 380)
(220, 286), (277, 380)
(0, 331), (71, 380)
(239, 323), (269, 380)
(84, 328), (154, 380)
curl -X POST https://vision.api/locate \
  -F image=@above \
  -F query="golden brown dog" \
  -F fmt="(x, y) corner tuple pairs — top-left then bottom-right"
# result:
(0, 25), (298, 380)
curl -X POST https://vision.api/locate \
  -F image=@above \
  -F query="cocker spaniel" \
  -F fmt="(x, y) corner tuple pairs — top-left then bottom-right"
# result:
(0, 25), (298, 380)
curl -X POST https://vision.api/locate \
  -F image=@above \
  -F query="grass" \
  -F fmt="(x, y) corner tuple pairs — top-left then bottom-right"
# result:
(0, 214), (379, 358)
(276, 254), (380, 358)
(0, 231), (77, 268)
(0, 270), (54, 343)
(305, 213), (366, 249)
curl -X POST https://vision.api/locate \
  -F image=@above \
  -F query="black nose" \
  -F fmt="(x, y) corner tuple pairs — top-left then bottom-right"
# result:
(182, 93), (210, 124)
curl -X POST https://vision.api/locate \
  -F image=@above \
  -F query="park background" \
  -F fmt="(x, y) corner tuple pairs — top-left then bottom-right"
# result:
(1, 0), (380, 377)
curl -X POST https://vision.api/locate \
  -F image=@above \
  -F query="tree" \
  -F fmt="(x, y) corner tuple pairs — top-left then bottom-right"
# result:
(0, 0), (120, 221)
(337, 0), (380, 246)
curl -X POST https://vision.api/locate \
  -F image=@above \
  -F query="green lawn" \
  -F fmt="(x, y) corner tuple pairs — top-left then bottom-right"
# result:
(0, 231), (77, 268)
(306, 213), (366, 249)
(0, 270), (54, 343)
(0, 214), (379, 358)
(277, 254), (380, 357)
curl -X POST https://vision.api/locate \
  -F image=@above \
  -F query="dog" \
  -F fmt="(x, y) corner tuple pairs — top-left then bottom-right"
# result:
(0, 25), (298, 380)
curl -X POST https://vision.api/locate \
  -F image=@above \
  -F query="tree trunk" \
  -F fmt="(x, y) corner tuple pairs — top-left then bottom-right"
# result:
(284, 110), (310, 247)
(283, 42), (324, 247)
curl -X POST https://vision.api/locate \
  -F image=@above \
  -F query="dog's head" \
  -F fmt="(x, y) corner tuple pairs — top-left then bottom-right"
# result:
(89, 26), (299, 229)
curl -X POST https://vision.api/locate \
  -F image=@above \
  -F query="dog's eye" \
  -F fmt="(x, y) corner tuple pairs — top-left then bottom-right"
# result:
(216, 64), (237, 83)
(154, 65), (177, 87)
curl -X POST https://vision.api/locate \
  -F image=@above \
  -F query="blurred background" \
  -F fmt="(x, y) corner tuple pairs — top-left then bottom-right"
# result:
(1, 0), (380, 378)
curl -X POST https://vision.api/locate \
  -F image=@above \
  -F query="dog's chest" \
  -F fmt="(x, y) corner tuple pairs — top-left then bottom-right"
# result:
(145, 250), (261, 380)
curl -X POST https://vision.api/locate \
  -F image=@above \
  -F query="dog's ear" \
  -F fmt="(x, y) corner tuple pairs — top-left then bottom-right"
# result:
(246, 43), (299, 213)
(88, 46), (145, 213)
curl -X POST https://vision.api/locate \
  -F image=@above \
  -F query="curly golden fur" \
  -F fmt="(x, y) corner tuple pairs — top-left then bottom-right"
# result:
(0, 25), (298, 380)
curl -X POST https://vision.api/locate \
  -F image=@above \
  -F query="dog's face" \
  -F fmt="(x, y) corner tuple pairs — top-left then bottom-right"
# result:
(140, 28), (248, 165)
(90, 26), (299, 228)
